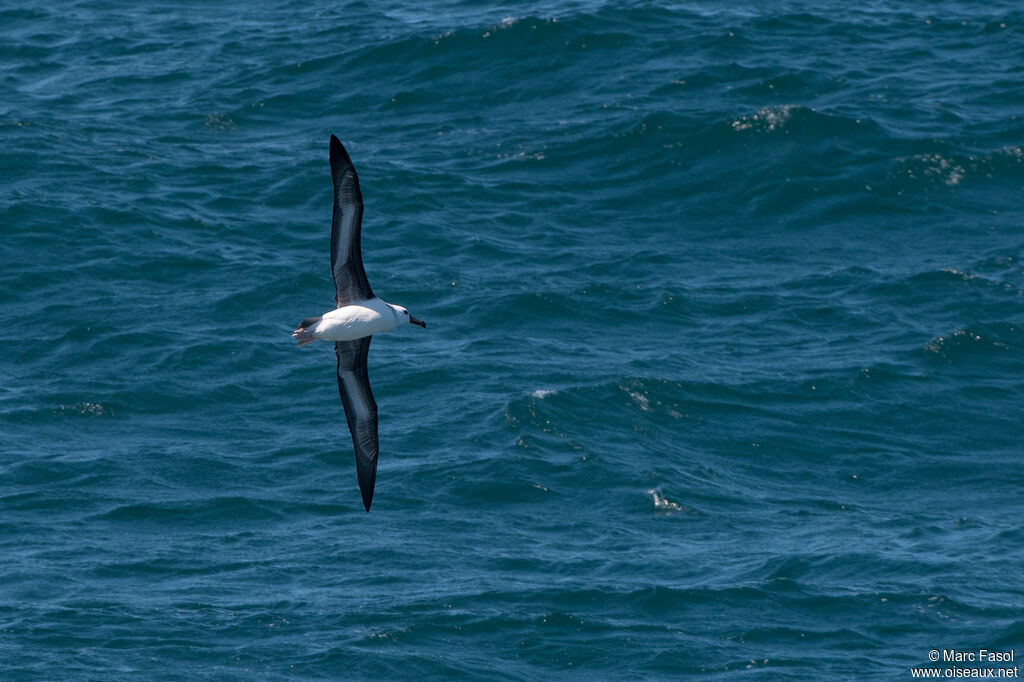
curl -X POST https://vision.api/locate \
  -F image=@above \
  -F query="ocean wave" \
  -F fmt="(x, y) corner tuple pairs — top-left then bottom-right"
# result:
(94, 496), (286, 525)
(890, 145), (1024, 189)
(923, 325), (1019, 362)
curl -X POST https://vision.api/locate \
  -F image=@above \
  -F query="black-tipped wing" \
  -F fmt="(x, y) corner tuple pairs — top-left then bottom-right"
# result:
(335, 337), (378, 511)
(329, 135), (374, 306)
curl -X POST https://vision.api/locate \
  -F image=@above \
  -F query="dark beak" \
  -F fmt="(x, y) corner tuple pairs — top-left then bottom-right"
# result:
(409, 315), (426, 328)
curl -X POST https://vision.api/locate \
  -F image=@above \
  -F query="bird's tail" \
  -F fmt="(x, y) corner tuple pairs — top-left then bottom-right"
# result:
(293, 316), (322, 347)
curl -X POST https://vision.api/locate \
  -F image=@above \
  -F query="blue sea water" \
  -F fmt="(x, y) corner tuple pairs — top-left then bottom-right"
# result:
(2, 0), (1023, 678)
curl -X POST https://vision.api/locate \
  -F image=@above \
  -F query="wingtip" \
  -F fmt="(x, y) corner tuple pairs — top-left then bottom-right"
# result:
(329, 134), (355, 176)
(357, 460), (376, 512)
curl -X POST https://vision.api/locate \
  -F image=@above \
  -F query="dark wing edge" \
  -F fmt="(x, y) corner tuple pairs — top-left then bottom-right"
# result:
(329, 135), (374, 307)
(335, 337), (379, 511)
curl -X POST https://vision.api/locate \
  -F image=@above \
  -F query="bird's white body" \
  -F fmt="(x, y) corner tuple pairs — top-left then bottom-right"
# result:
(311, 298), (402, 341)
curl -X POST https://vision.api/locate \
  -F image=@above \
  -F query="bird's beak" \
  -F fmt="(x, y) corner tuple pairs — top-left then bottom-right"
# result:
(409, 315), (426, 328)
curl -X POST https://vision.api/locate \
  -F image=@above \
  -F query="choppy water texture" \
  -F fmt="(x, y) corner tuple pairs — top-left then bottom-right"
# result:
(2, 0), (1023, 679)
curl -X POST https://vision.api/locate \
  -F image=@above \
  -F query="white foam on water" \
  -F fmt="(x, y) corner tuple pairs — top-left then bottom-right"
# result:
(648, 489), (682, 512)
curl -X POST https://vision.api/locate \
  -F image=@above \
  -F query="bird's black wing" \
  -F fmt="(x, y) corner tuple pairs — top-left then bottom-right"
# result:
(335, 337), (378, 511)
(329, 135), (374, 306)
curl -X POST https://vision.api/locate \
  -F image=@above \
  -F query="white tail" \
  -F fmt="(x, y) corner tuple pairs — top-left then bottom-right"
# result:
(293, 328), (317, 347)
(293, 315), (322, 347)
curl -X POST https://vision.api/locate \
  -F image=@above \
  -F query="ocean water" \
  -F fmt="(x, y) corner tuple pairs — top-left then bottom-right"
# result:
(2, 0), (1023, 678)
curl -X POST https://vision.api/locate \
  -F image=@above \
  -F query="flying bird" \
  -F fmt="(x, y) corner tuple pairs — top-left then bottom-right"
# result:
(293, 135), (426, 511)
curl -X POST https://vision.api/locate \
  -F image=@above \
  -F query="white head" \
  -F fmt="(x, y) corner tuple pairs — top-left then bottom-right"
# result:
(389, 304), (426, 328)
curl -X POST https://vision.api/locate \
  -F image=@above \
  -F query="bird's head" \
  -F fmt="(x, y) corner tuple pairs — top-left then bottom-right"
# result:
(391, 304), (426, 328)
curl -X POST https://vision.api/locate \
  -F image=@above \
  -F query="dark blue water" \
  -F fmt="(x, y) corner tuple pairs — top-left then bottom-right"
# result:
(2, 1), (1023, 678)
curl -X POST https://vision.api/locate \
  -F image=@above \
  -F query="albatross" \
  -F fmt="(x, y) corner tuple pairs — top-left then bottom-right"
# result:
(292, 135), (426, 512)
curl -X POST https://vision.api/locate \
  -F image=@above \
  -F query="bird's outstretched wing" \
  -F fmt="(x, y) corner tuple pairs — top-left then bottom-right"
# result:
(335, 337), (378, 511)
(329, 135), (374, 306)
